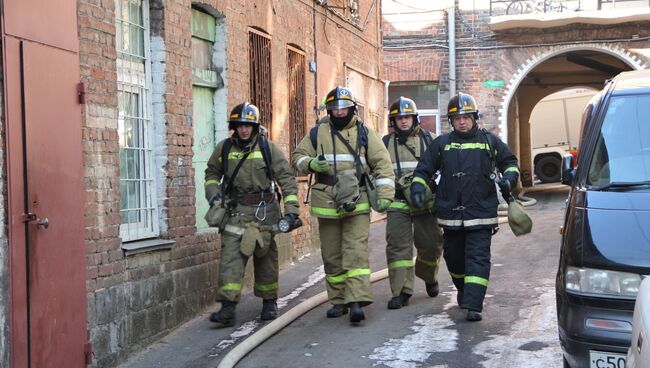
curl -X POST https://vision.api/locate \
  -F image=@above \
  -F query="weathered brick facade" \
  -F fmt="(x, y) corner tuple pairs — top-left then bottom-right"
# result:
(383, 1), (650, 183)
(73, 0), (384, 366)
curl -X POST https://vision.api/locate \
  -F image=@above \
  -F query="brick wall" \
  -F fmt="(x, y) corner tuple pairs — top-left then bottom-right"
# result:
(77, 0), (383, 366)
(383, 6), (650, 135)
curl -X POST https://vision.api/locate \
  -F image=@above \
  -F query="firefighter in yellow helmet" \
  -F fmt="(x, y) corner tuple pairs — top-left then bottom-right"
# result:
(410, 92), (519, 321)
(382, 97), (443, 309)
(205, 102), (301, 327)
(292, 86), (394, 325)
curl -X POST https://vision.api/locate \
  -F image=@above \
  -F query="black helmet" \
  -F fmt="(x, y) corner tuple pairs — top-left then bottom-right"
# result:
(228, 102), (259, 128)
(325, 86), (356, 110)
(447, 92), (479, 122)
(388, 96), (420, 126)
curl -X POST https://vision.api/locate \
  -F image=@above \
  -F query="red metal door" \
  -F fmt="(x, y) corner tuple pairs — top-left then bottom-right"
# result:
(3, 39), (87, 366)
(22, 40), (87, 367)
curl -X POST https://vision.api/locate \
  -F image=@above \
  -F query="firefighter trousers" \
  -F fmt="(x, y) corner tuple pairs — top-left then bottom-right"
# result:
(318, 214), (373, 306)
(386, 211), (443, 297)
(442, 228), (492, 312)
(217, 213), (279, 302)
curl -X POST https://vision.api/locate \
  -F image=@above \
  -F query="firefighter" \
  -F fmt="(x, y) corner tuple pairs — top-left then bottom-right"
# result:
(410, 92), (519, 321)
(382, 97), (443, 310)
(205, 102), (301, 327)
(292, 86), (394, 325)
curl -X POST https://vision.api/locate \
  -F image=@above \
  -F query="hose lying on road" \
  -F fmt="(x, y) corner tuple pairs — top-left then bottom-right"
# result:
(219, 184), (570, 367)
(217, 268), (390, 368)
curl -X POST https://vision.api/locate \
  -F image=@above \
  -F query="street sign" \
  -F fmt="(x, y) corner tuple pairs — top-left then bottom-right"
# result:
(483, 80), (505, 88)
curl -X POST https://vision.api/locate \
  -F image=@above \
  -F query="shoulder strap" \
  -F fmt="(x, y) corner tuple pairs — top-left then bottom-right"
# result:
(221, 139), (233, 182)
(223, 140), (255, 196)
(310, 126), (319, 150)
(258, 136), (274, 180)
(481, 128), (498, 177)
(419, 129), (434, 149)
(382, 134), (390, 148)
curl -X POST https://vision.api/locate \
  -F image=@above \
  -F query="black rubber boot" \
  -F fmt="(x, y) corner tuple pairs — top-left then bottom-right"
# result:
(261, 299), (278, 320)
(466, 310), (482, 322)
(326, 304), (348, 318)
(425, 281), (440, 297)
(387, 293), (412, 310)
(209, 301), (237, 326)
(349, 302), (365, 324)
(457, 290), (464, 308)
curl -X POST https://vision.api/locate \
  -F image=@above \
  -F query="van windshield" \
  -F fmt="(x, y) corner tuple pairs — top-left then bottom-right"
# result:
(586, 94), (650, 187)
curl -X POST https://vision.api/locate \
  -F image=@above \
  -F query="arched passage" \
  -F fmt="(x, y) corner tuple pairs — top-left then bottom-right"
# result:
(498, 45), (645, 186)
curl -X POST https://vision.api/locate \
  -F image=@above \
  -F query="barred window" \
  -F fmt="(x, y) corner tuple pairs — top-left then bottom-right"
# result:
(287, 46), (306, 162)
(249, 28), (272, 135)
(116, 0), (158, 241)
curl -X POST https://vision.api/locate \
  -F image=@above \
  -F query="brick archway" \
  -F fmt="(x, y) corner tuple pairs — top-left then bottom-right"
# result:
(498, 44), (646, 141)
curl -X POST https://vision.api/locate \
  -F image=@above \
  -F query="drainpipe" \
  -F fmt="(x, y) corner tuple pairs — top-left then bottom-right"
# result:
(448, 5), (456, 97)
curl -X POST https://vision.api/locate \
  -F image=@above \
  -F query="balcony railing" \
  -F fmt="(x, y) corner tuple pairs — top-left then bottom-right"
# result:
(489, 0), (650, 16)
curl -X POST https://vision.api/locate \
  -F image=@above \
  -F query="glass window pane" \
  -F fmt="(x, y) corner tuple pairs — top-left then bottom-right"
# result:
(587, 95), (650, 185)
(116, 0), (157, 240)
(388, 83), (438, 110)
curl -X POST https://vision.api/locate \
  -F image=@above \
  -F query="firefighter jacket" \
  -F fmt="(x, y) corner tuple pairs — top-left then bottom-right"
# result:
(292, 116), (395, 218)
(383, 126), (435, 215)
(204, 134), (300, 216)
(412, 128), (519, 230)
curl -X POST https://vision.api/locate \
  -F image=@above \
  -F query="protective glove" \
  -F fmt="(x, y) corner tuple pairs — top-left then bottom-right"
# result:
(309, 157), (330, 173)
(497, 177), (512, 202)
(410, 182), (426, 209)
(375, 199), (392, 213)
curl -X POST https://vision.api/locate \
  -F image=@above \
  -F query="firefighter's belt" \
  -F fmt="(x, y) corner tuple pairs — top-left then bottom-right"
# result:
(317, 173), (368, 188)
(316, 173), (337, 186)
(231, 190), (274, 205)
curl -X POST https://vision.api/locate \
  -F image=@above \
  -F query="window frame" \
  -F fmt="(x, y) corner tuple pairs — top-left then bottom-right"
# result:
(116, 0), (159, 242)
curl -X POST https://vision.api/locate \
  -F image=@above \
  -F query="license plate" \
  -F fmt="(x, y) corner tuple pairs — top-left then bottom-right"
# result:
(589, 350), (626, 368)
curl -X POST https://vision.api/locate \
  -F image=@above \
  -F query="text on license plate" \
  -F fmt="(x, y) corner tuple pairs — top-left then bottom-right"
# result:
(589, 350), (626, 368)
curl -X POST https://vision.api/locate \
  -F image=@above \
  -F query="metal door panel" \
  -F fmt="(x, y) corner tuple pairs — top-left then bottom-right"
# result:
(2, 0), (79, 52)
(192, 86), (215, 230)
(23, 41), (86, 367)
(4, 35), (29, 368)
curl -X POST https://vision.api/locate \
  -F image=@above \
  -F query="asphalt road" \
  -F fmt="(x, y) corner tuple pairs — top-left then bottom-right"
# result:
(121, 187), (569, 368)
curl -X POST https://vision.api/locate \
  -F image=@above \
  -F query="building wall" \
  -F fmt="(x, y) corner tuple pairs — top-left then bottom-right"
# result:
(383, 1), (650, 136)
(76, 0), (383, 366)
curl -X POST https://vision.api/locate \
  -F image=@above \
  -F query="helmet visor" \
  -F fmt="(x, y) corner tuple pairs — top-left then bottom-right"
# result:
(326, 99), (355, 110)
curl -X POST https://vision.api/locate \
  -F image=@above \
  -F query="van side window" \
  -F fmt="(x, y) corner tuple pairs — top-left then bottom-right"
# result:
(586, 94), (650, 186)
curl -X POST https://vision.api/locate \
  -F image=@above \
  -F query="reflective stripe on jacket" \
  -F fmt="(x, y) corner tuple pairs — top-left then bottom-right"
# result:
(292, 116), (394, 218)
(384, 127), (435, 215)
(412, 129), (519, 229)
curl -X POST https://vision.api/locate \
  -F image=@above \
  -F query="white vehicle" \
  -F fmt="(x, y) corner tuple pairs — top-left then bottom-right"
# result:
(530, 89), (596, 183)
(627, 277), (650, 368)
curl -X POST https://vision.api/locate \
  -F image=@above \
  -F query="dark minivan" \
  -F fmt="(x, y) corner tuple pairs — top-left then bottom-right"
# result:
(557, 69), (650, 368)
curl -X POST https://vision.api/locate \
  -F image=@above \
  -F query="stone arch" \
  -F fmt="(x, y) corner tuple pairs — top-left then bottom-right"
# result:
(498, 44), (646, 141)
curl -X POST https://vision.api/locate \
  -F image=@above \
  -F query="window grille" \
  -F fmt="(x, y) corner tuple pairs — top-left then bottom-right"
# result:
(249, 29), (272, 135)
(116, 0), (158, 241)
(287, 46), (306, 164)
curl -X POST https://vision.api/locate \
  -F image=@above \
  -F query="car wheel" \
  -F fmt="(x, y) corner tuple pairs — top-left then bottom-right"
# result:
(535, 155), (562, 183)
(563, 355), (571, 368)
